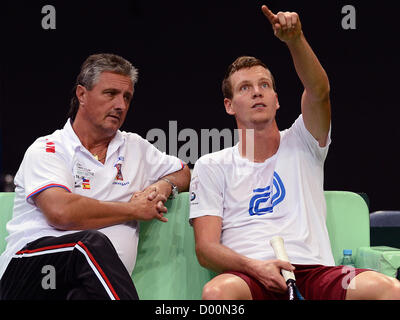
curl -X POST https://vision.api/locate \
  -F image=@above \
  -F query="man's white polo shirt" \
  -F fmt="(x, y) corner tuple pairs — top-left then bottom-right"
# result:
(0, 119), (184, 278)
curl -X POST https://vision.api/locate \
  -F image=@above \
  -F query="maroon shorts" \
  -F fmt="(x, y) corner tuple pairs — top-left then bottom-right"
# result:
(226, 264), (370, 300)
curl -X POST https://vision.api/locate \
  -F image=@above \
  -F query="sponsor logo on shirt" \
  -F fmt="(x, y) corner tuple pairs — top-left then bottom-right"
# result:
(189, 175), (199, 205)
(248, 171), (285, 216)
(112, 181), (130, 186)
(45, 139), (55, 153)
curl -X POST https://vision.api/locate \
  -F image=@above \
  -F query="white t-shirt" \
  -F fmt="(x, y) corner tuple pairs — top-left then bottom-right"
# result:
(0, 119), (184, 278)
(189, 115), (335, 266)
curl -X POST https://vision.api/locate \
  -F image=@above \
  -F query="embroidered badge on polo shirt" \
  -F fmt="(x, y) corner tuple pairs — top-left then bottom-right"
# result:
(112, 156), (130, 186)
(73, 162), (95, 189)
(114, 163), (123, 181)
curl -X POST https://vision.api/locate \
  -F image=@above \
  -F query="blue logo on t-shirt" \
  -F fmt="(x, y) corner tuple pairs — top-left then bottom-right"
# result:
(248, 172), (286, 216)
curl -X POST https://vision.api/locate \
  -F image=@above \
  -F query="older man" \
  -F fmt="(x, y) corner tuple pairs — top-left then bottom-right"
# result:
(0, 53), (190, 299)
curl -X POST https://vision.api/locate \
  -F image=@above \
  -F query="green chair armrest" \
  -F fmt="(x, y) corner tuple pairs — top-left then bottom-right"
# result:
(356, 246), (400, 278)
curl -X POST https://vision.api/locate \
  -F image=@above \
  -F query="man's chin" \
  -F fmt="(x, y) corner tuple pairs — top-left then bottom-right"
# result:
(100, 122), (122, 137)
(250, 114), (274, 124)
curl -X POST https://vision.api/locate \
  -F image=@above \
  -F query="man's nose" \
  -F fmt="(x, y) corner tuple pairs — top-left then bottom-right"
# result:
(114, 94), (128, 110)
(252, 87), (263, 98)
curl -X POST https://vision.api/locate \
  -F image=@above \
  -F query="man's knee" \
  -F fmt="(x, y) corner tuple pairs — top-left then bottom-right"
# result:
(382, 276), (400, 300)
(202, 274), (252, 300)
(75, 230), (120, 262)
(79, 230), (114, 250)
(347, 271), (400, 300)
(202, 281), (225, 300)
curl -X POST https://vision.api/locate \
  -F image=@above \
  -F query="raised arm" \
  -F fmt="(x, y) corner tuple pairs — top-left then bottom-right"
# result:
(262, 5), (331, 147)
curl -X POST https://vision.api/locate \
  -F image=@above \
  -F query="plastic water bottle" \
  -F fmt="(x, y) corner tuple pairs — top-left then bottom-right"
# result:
(340, 249), (355, 267)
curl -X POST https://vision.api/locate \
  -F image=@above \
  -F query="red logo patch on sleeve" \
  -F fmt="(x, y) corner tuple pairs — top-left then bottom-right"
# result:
(45, 140), (55, 153)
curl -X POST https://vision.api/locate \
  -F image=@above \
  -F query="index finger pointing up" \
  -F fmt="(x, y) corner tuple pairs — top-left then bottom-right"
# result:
(261, 5), (277, 24)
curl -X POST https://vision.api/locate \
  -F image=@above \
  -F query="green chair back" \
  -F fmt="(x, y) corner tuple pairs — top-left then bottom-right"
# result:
(325, 191), (370, 265)
(0, 192), (15, 254)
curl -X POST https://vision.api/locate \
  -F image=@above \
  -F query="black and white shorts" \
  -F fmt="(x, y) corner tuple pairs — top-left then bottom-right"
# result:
(0, 230), (139, 300)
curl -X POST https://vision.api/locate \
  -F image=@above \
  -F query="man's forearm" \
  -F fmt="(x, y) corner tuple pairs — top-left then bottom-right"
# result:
(196, 241), (254, 275)
(34, 186), (167, 230)
(262, 6), (330, 100)
(286, 33), (330, 99)
(262, 6), (331, 145)
(154, 163), (191, 198)
(165, 163), (191, 192)
(35, 191), (134, 230)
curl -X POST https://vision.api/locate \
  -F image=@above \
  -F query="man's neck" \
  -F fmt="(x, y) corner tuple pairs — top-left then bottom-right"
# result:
(237, 120), (280, 163)
(71, 118), (114, 155)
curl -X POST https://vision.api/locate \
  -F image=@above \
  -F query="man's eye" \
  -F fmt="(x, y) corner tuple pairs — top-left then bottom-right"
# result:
(105, 90), (117, 97)
(261, 83), (270, 88)
(240, 85), (249, 91)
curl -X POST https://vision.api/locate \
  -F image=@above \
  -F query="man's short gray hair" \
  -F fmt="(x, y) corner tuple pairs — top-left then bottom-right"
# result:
(68, 53), (139, 122)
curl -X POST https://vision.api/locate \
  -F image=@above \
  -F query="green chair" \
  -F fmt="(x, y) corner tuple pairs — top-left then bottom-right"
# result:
(0, 192), (15, 254)
(324, 191), (370, 266)
(132, 192), (214, 299)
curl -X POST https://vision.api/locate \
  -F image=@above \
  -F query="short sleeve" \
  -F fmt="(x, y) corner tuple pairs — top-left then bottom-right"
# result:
(15, 138), (74, 204)
(290, 114), (331, 162)
(133, 135), (185, 185)
(189, 156), (224, 222)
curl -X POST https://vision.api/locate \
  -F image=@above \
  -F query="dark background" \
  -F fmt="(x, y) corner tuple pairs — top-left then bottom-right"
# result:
(0, 0), (399, 213)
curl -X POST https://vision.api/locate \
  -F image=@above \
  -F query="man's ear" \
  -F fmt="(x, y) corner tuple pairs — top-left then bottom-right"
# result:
(224, 98), (235, 115)
(275, 92), (280, 110)
(76, 85), (87, 106)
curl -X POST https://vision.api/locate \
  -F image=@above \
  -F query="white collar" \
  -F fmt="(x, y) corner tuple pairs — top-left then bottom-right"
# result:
(62, 118), (125, 155)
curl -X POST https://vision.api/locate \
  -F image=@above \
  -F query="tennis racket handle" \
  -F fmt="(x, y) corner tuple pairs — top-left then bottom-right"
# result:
(269, 236), (296, 282)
